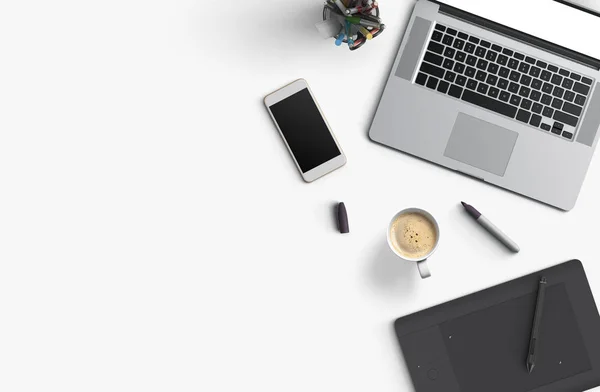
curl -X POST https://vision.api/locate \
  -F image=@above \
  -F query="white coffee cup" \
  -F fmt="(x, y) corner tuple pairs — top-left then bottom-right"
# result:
(387, 208), (440, 279)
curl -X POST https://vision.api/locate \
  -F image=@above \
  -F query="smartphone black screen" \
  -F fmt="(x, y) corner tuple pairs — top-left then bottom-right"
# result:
(269, 88), (341, 173)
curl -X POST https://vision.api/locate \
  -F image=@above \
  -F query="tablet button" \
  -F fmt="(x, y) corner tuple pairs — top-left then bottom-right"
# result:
(428, 368), (439, 380)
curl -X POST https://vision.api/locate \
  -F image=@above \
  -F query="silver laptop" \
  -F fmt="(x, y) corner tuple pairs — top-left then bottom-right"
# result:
(369, 0), (600, 210)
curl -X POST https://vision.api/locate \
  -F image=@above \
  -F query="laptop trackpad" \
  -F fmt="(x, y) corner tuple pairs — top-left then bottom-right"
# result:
(444, 113), (518, 177)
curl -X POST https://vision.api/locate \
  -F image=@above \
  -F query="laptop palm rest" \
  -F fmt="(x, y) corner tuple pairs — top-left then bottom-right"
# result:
(444, 113), (518, 177)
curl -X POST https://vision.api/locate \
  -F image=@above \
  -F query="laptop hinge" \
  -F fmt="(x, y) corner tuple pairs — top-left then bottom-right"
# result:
(431, 0), (600, 70)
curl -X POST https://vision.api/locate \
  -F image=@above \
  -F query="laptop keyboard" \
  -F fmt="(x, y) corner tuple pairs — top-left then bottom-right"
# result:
(415, 23), (595, 141)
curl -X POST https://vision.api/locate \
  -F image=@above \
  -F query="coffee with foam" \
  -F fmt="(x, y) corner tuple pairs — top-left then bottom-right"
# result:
(390, 212), (438, 259)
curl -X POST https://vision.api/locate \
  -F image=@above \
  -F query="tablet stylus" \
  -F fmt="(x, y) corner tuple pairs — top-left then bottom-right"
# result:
(527, 276), (547, 374)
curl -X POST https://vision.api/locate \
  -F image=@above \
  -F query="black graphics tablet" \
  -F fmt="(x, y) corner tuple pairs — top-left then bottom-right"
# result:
(394, 260), (600, 392)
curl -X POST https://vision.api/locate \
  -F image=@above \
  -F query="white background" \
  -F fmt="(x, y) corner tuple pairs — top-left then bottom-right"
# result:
(1, 1), (600, 391)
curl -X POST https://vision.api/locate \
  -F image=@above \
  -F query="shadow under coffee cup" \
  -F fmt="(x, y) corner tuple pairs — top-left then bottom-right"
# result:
(387, 208), (440, 279)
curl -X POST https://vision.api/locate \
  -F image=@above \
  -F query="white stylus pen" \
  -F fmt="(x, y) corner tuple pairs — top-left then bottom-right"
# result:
(461, 201), (520, 253)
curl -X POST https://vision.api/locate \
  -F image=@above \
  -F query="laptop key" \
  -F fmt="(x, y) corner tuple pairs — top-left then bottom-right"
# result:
(465, 43), (475, 54)
(453, 39), (465, 50)
(427, 76), (439, 89)
(432, 31), (443, 42)
(563, 131), (574, 139)
(543, 106), (554, 117)
(525, 56), (536, 65)
(508, 58), (519, 70)
(563, 101), (583, 117)
(480, 40), (491, 48)
(424, 51), (444, 66)
(551, 98), (563, 109)
(462, 89), (518, 118)
(509, 71), (520, 82)
(476, 70), (486, 82)
(455, 51), (467, 62)
(553, 122), (564, 131)
(488, 87), (500, 98)
(519, 86), (531, 98)
(551, 127), (562, 135)
(564, 91), (575, 102)
(559, 68), (570, 77)
(458, 32), (469, 39)
(465, 66), (476, 78)
(570, 72), (581, 81)
(562, 78), (574, 89)
(541, 70), (551, 81)
(454, 63), (466, 74)
(521, 99), (532, 110)
(521, 75), (532, 86)
(536, 60), (547, 68)
(456, 75), (467, 86)
(466, 79), (478, 90)
(487, 63), (499, 74)
(469, 36), (480, 44)
(510, 94), (521, 106)
(477, 83), (489, 94)
(485, 51), (497, 62)
(445, 71), (456, 83)
(548, 64), (559, 72)
(499, 67), (510, 78)
(497, 78), (509, 90)
(466, 55), (477, 66)
(442, 35), (454, 45)
(519, 62), (530, 73)
(530, 114), (542, 127)
(428, 41), (444, 54)
(553, 86), (564, 98)
(475, 46), (486, 57)
(502, 48), (514, 56)
(499, 91), (510, 102)
(416, 72), (428, 86)
(509, 82), (519, 93)
(542, 83), (553, 94)
(532, 103), (543, 114)
(573, 82), (590, 96)
(530, 91), (542, 102)
(575, 94), (586, 106)
(551, 74), (563, 85)
(582, 77), (593, 85)
(443, 58), (455, 70)
(529, 67), (541, 78)
(516, 109), (531, 123)
(486, 74), (498, 86)
(448, 84), (463, 98)
(435, 24), (446, 31)
(497, 54), (508, 66)
(514, 52), (525, 60)
(444, 47), (456, 58)
(420, 62), (445, 79)
(477, 59), (488, 70)
(446, 28), (457, 36)
(541, 94), (552, 105)
(541, 123), (551, 131)
(437, 80), (450, 94)
(492, 44), (502, 52)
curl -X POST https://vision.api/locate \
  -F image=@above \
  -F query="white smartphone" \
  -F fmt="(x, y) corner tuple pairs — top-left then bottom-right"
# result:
(264, 79), (347, 182)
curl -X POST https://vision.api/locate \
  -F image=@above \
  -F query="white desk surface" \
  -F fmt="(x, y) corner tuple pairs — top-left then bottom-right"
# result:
(1, 1), (600, 391)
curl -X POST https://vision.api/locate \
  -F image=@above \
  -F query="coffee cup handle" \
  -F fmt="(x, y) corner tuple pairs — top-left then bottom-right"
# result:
(417, 260), (431, 279)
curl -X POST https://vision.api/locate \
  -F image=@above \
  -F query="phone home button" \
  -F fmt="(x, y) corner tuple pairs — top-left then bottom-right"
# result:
(427, 368), (439, 380)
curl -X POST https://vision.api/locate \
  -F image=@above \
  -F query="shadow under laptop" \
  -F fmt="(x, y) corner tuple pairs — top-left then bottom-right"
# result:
(367, 239), (417, 297)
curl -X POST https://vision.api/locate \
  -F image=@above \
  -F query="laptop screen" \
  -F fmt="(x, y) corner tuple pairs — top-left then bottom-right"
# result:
(442, 0), (600, 61)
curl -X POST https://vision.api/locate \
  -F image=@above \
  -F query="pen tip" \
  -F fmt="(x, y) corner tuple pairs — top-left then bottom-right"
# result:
(461, 201), (467, 207)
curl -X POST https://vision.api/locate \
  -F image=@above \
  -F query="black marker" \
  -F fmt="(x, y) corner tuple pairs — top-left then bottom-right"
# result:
(527, 276), (547, 374)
